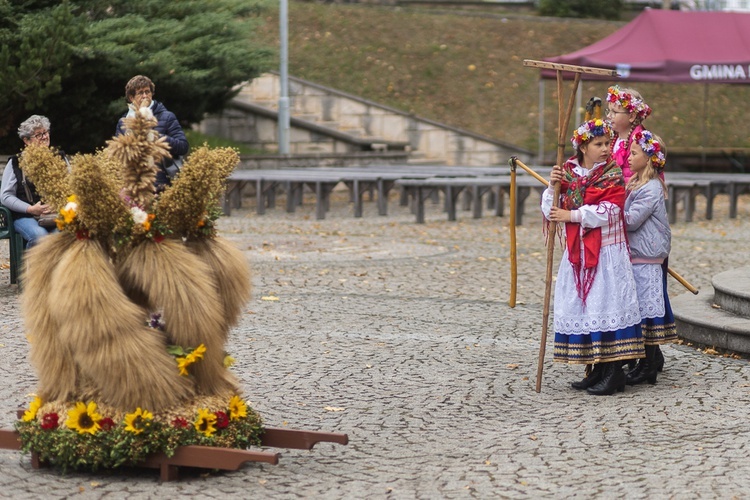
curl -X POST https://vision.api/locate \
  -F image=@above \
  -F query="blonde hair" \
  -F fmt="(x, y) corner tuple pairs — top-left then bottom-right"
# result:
(626, 133), (668, 198)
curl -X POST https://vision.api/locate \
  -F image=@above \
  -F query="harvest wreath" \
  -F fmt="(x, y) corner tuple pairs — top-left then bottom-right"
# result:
(0, 104), (346, 479)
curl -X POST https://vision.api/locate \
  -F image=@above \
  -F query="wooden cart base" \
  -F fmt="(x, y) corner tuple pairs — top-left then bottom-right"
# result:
(0, 426), (348, 482)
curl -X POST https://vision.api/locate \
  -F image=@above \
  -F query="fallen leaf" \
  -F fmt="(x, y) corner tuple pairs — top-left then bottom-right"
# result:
(529, 435), (537, 441)
(261, 296), (279, 301)
(602, 426), (608, 432)
(324, 406), (346, 412)
(484, 460), (491, 465)
(506, 364), (519, 369)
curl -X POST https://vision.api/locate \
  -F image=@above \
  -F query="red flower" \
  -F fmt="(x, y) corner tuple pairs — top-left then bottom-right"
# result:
(214, 411), (229, 429)
(40, 412), (59, 430)
(99, 417), (116, 431)
(171, 417), (189, 428)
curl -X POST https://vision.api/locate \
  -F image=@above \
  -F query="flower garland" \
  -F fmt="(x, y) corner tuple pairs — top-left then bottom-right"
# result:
(633, 130), (666, 170)
(606, 85), (652, 120)
(15, 395), (262, 473)
(570, 119), (612, 151)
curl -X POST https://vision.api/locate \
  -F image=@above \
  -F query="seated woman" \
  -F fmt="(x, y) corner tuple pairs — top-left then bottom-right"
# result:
(0, 115), (63, 248)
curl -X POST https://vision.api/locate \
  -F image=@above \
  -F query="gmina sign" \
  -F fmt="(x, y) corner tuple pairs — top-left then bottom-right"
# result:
(690, 64), (749, 80)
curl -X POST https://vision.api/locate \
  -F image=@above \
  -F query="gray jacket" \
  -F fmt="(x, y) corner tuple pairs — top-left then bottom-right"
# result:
(624, 179), (671, 263)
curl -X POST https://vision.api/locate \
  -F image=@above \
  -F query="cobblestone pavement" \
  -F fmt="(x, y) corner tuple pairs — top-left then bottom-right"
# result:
(1, 190), (749, 499)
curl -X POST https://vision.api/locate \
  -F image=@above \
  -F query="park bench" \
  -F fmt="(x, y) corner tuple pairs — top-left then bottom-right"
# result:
(222, 166), (514, 219)
(666, 173), (750, 223)
(395, 174), (545, 224)
(0, 205), (23, 284)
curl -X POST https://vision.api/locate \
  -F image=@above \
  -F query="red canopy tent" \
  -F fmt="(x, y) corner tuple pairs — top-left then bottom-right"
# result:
(542, 9), (750, 84)
(534, 9), (750, 160)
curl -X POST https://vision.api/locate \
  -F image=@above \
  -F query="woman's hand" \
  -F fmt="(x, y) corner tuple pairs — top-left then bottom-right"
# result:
(549, 164), (563, 186)
(548, 206), (572, 223)
(26, 202), (51, 216)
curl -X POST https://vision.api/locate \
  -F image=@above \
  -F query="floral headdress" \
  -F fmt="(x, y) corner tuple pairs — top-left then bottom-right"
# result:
(571, 119), (613, 151)
(606, 85), (652, 120)
(633, 130), (666, 170)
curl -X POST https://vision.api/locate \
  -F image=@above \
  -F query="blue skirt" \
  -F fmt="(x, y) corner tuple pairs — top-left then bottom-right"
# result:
(554, 323), (644, 364)
(643, 261), (677, 345)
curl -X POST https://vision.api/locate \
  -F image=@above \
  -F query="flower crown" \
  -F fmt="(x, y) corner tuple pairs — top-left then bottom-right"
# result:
(633, 130), (666, 170)
(571, 119), (613, 151)
(606, 85), (652, 120)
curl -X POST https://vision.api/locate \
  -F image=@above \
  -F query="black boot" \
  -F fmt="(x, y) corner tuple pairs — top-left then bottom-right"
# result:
(654, 345), (665, 372)
(571, 364), (603, 390)
(587, 362), (626, 396)
(626, 345), (659, 385)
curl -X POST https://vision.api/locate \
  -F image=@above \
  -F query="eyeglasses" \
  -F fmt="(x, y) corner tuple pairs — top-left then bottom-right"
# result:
(605, 108), (630, 117)
(31, 130), (50, 140)
(135, 88), (153, 96)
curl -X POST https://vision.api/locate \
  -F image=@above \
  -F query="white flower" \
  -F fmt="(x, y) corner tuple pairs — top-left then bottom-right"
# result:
(64, 201), (78, 212)
(130, 206), (148, 224)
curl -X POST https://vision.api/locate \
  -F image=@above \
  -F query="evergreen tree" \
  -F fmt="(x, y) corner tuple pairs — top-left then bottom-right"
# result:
(0, 0), (274, 153)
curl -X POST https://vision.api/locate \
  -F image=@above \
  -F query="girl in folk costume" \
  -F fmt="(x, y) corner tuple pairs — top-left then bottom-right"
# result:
(624, 130), (677, 385)
(606, 85), (652, 184)
(542, 119), (644, 396)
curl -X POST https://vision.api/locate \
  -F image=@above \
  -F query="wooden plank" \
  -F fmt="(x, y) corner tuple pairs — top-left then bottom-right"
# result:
(260, 427), (349, 450)
(0, 429), (21, 450)
(523, 59), (619, 77)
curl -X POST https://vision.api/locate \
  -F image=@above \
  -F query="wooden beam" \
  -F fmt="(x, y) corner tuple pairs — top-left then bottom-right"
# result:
(523, 59), (619, 77)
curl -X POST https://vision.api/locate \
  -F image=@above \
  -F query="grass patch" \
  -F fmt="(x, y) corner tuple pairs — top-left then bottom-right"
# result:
(255, 3), (750, 156)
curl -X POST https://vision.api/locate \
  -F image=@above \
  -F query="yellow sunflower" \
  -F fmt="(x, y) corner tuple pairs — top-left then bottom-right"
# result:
(186, 344), (206, 363)
(228, 395), (247, 421)
(22, 396), (43, 422)
(176, 356), (190, 376)
(194, 408), (217, 437)
(66, 401), (102, 435)
(123, 407), (154, 435)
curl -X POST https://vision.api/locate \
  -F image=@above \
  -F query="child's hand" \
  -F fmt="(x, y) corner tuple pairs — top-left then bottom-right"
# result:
(549, 165), (563, 186)
(548, 206), (572, 223)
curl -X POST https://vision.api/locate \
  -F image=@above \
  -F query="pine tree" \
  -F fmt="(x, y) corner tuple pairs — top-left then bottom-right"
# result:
(0, 0), (274, 153)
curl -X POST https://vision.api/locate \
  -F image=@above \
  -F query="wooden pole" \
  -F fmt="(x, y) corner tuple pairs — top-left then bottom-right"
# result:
(508, 158), (518, 308)
(668, 267), (699, 295)
(510, 158), (700, 296)
(535, 70), (581, 393)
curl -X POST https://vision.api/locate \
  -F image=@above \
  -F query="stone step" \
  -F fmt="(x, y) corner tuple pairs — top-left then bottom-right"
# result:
(712, 267), (750, 317)
(672, 291), (750, 353)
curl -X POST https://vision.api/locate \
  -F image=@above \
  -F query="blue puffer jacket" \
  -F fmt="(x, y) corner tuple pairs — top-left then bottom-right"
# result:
(116, 100), (189, 186)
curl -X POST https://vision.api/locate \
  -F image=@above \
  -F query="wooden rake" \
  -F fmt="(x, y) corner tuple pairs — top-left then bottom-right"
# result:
(521, 60), (618, 393)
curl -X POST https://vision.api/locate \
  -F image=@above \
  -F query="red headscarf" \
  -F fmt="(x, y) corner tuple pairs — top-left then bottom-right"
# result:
(559, 158), (626, 303)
